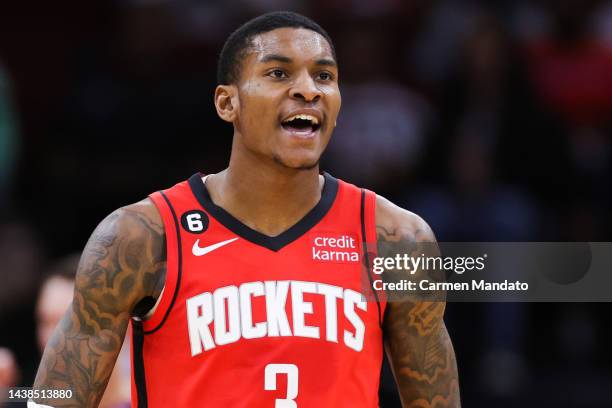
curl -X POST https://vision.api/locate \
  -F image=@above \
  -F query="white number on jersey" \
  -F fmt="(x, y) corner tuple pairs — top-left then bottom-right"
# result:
(264, 363), (298, 407)
(186, 213), (204, 232)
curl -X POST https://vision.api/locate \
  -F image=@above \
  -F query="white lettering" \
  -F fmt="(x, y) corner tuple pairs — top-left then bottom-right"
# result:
(186, 292), (214, 356)
(265, 281), (292, 337)
(343, 289), (367, 352)
(213, 286), (240, 346)
(317, 283), (343, 342)
(240, 281), (266, 339)
(185, 280), (369, 354)
(291, 281), (319, 339)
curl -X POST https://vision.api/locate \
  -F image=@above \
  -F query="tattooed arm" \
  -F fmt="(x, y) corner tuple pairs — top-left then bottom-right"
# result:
(376, 196), (460, 407)
(32, 199), (166, 407)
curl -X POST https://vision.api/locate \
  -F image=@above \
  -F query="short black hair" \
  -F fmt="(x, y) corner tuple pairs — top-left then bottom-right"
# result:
(217, 11), (336, 85)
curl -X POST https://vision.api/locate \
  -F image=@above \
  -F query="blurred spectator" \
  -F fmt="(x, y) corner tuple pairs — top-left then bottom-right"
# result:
(324, 24), (434, 194)
(0, 348), (18, 386)
(35, 255), (80, 352)
(525, 0), (612, 128)
(408, 0), (482, 85)
(0, 347), (20, 406)
(325, 81), (433, 191)
(36, 254), (131, 408)
(424, 14), (571, 237)
(409, 132), (538, 241)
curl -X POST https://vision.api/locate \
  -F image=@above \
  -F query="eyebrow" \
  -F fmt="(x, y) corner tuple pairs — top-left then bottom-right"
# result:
(315, 58), (337, 67)
(259, 54), (292, 64)
(259, 54), (337, 67)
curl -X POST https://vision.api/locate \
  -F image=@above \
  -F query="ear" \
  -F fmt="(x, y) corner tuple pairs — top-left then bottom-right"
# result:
(214, 84), (239, 123)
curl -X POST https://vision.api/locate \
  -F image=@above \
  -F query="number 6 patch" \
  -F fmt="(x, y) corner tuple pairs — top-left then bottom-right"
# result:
(180, 210), (209, 234)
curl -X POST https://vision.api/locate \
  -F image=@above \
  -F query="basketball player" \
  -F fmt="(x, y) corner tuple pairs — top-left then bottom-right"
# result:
(32, 11), (460, 407)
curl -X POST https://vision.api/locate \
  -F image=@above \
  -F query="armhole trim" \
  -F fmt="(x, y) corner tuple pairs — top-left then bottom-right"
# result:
(131, 320), (148, 407)
(142, 191), (182, 334)
(361, 188), (384, 327)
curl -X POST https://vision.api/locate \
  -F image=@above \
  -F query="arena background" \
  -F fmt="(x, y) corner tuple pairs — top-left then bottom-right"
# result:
(1, 0), (611, 407)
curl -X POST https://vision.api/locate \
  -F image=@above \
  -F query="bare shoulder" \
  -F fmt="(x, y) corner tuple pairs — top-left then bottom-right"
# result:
(77, 197), (166, 315)
(375, 194), (436, 244)
(92, 197), (162, 236)
(373, 194), (440, 280)
(114, 197), (163, 235)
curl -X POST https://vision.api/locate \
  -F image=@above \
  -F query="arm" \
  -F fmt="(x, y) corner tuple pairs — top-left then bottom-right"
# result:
(376, 196), (460, 407)
(32, 199), (166, 407)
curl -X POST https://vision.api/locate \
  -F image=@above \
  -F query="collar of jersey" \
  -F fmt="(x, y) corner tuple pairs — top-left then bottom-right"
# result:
(187, 172), (339, 252)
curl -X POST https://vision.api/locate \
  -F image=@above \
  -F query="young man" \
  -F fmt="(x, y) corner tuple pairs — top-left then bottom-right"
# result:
(32, 11), (460, 407)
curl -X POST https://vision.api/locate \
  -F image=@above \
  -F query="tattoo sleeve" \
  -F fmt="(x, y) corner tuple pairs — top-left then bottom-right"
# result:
(378, 223), (461, 408)
(32, 202), (166, 407)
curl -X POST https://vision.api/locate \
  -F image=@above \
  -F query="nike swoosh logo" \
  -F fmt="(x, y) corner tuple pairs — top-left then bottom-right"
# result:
(192, 237), (239, 256)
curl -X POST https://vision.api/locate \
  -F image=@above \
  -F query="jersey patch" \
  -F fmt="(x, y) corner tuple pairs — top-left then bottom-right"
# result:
(180, 210), (209, 234)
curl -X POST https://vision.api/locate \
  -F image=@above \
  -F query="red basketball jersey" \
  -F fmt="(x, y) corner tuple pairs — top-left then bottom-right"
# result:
(130, 172), (386, 407)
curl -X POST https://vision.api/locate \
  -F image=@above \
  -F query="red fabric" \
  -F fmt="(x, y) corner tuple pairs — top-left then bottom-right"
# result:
(131, 175), (385, 407)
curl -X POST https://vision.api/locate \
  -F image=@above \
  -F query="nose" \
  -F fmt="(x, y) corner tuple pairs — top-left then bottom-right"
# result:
(290, 71), (322, 103)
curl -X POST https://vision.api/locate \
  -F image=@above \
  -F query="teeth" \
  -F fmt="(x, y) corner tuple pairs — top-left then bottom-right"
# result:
(284, 114), (319, 125)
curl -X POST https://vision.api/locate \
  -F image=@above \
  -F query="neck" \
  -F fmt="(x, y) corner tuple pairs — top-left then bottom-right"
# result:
(206, 145), (323, 237)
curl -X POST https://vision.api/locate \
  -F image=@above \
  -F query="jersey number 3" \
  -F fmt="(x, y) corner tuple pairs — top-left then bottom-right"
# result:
(264, 364), (298, 407)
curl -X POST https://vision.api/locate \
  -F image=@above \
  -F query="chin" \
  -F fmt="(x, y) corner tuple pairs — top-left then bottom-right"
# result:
(273, 153), (320, 170)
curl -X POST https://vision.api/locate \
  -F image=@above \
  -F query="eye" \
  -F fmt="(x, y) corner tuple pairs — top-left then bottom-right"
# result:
(268, 69), (288, 79)
(317, 71), (334, 81)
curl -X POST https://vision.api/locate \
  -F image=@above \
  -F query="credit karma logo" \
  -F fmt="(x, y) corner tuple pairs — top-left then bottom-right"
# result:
(311, 233), (360, 263)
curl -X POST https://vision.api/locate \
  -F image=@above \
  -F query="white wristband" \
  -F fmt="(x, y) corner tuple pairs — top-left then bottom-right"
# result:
(28, 401), (56, 408)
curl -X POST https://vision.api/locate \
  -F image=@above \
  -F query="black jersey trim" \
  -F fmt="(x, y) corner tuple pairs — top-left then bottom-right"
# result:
(187, 172), (339, 252)
(361, 189), (382, 328)
(132, 321), (148, 408)
(143, 191), (183, 335)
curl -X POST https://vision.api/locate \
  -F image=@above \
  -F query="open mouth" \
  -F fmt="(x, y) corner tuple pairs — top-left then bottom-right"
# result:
(281, 114), (321, 133)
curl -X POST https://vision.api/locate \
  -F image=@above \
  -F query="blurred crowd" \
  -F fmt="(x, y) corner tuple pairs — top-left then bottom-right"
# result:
(0, 0), (611, 407)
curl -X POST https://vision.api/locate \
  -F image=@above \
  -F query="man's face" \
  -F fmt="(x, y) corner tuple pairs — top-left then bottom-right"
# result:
(232, 27), (341, 169)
